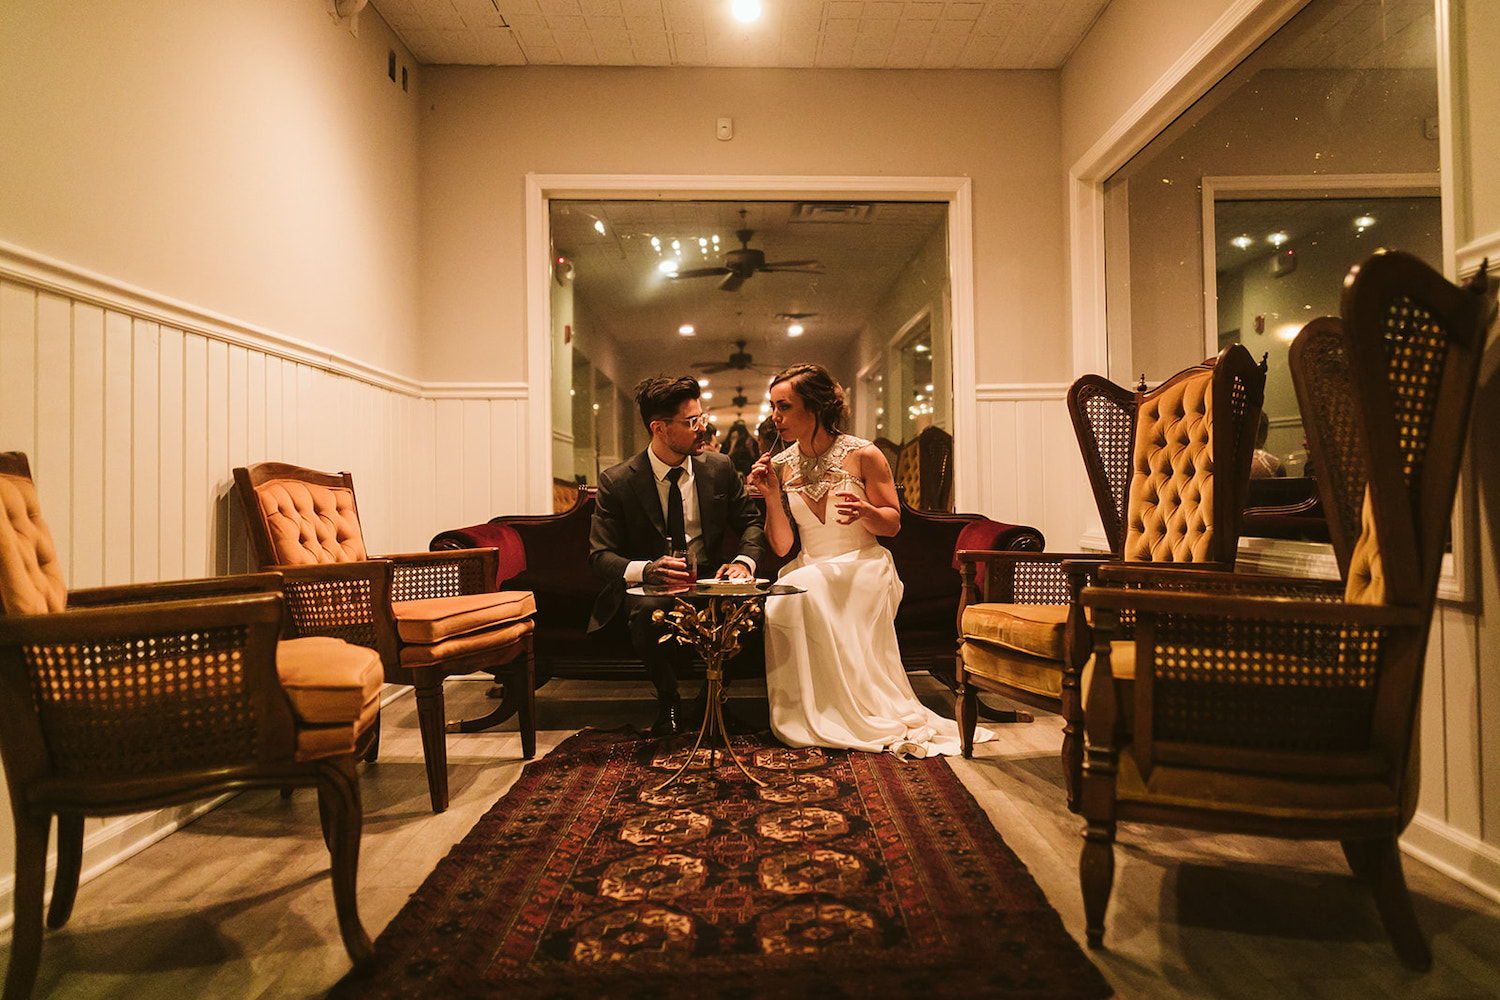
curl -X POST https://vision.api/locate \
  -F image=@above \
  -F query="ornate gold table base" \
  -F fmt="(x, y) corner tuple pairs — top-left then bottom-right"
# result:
(649, 588), (771, 791)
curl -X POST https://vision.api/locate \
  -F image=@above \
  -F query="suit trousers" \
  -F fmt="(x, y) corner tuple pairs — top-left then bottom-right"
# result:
(627, 592), (692, 698)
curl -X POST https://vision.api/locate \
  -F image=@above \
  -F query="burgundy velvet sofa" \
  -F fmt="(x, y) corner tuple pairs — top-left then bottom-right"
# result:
(430, 487), (1044, 682)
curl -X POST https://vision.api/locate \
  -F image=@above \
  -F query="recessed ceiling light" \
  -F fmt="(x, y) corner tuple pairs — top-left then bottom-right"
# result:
(593, 220), (605, 235)
(659, 260), (679, 274)
(702, 390), (713, 400)
(679, 324), (695, 336)
(787, 323), (804, 337)
(732, 0), (761, 21)
(1231, 235), (1253, 249)
(1354, 215), (1376, 231)
(1267, 232), (1290, 247)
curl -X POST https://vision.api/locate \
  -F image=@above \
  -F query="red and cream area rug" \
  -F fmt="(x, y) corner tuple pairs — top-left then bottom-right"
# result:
(330, 727), (1114, 1000)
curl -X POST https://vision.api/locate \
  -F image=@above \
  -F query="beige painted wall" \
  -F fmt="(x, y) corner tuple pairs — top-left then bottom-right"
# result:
(416, 67), (1065, 387)
(0, 0), (424, 373)
(1059, 0), (1242, 167)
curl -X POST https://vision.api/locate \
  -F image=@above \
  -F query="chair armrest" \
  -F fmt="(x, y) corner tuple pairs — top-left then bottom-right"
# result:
(381, 548), (500, 600)
(1081, 585), (1419, 627)
(429, 523), (528, 585)
(957, 550), (1102, 607)
(0, 593), (297, 772)
(269, 562), (397, 658)
(1094, 562), (1345, 600)
(66, 573), (285, 609)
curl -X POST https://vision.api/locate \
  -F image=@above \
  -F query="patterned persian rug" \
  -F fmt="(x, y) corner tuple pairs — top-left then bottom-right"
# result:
(330, 728), (1114, 1000)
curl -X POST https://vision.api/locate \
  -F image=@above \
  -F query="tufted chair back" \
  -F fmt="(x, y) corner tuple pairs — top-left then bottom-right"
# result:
(1122, 344), (1264, 565)
(235, 464), (370, 568)
(0, 453), (68, 616)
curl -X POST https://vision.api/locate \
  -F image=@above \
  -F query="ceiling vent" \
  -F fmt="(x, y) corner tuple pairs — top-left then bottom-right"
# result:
(791, 202), (874, 223)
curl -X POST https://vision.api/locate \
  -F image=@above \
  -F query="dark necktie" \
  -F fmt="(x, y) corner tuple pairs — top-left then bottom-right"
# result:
(665, 466), (686, 550)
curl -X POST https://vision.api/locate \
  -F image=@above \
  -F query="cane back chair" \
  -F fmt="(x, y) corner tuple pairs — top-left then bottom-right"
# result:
(0, 453), (382, 999)
(1077, 250), (1493, 970)
(234, 462), (536, 813)
(956, 344), (1266, 812)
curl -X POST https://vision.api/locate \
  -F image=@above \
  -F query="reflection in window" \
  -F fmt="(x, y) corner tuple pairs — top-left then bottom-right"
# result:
(1101, 0), (1440, 538)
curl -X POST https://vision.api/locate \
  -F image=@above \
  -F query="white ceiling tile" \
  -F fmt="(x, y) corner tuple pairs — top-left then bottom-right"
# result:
(426, 2), (471, 29)
(554, 29), (602, 59)
(480, 29), (530, 61)
(632, 32), (674, 60)
(546, 13), (588, 29)
(526, 44), (566, 61)
(586, 14), (629, 30)
(827, 1), (864, 16)
(579, 0), (625, 13)
(452, 0), (506, 27)
(864, 1), (901, 17)
(626, 14), (666, 30)
(508, 13), (549, 32)
(901, 2), (944, 21)
(535, 0), (583, 13)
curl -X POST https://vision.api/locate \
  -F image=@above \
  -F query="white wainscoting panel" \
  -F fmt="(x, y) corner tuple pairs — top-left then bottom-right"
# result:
(0, 253), (534, 929)
(971, 384), (1093, 548)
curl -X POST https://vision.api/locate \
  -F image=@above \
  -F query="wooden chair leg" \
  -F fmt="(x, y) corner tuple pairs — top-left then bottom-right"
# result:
(1079, 817), (1116, 949)
(45, 814), (84, 930)
(1346, 836), (1432, 971)
(362, 707), (381, 764)
(7, 815), (51, 1000)
(317, 756), (374, 964)
(412, 668), (450, 813)
(519, 641), (537, 759)
(956, 675), (976, 758)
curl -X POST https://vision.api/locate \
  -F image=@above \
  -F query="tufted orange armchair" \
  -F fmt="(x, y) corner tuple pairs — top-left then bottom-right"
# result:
(955, 344), (1265, 811)
(0, 452), (381, 998)
(234, 462), (536, 813)
(1077, 251), (1492, 970)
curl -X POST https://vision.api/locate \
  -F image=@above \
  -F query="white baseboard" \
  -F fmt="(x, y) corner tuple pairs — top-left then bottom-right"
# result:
(1402, 812), (1500, 905)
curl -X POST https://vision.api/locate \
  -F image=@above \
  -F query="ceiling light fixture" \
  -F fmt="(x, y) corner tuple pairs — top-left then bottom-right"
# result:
(731, 0), (761, 21)
(1267, 232), (1290, 247)
(787, 323), (804, 337)
(593, 220), (606, 235)
(1355, 215), (1376, 231)
(679, 324), (695, 336)
(659, 260), (679, 274)
(1231, 235), (1253, 249)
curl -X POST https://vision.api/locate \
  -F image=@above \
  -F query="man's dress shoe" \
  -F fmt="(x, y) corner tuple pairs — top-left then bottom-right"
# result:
(650, 693), (683, 737)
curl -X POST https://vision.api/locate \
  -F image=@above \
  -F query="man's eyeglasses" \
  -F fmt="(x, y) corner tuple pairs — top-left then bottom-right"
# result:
(659, 414), (709, 430)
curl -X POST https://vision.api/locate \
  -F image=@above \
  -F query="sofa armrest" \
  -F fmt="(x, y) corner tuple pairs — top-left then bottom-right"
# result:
(428, 523), (527, 586)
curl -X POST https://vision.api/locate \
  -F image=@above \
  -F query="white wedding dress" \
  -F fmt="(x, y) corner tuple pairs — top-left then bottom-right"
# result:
(763, 435), (991, 757)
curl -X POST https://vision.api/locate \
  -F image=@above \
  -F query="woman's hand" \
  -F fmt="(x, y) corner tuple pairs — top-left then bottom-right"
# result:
(832, 490), (872, 525)
(747, 453), (780, 497)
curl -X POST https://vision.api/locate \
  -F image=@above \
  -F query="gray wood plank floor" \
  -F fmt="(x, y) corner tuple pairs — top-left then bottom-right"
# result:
(4, 676), (1498, 999)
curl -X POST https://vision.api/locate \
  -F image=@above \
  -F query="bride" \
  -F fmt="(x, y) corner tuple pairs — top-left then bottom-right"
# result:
(747, 364), (989, 758)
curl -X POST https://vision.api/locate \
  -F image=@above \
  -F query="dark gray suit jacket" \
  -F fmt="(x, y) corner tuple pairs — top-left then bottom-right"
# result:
(587, 449), (767, 632)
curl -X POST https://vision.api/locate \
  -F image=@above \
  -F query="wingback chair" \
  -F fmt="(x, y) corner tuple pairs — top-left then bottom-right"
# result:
(234, 462), (537, 813)
(1077, 251), (1493, 970)
(0, 452), (381, 999)
(955, 344), (1266, 812)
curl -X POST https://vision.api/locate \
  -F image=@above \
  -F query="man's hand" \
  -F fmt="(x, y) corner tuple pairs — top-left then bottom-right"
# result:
(643, 554), (694, 588)
(715, 561), (754, 581)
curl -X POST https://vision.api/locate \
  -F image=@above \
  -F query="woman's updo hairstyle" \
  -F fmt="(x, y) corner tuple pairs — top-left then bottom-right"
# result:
(770, 364), (848, 437)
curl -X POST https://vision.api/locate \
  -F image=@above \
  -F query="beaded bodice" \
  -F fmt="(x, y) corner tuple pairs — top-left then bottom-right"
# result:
(772, 434), (867, 502)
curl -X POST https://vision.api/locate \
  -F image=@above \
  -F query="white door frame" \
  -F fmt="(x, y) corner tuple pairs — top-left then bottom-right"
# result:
(524, 174), (976, 513)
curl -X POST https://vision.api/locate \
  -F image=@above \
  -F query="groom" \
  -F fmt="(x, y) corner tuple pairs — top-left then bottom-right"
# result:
(588, 375), (768, 736)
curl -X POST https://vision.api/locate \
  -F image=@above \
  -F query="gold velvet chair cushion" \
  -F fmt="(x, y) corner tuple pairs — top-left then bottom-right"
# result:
(1124, 369), (1216, 563)
(960, 640), (1064, 700)
(0, 470), (66, 615)
(396, 617), (534, 666)
(1113, 749), (1400, 823)
(392, 590), (538, 644)
(960, 603), (1069, 661)
(253, 479), (369, 565)
(277, 637), (384, 762)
